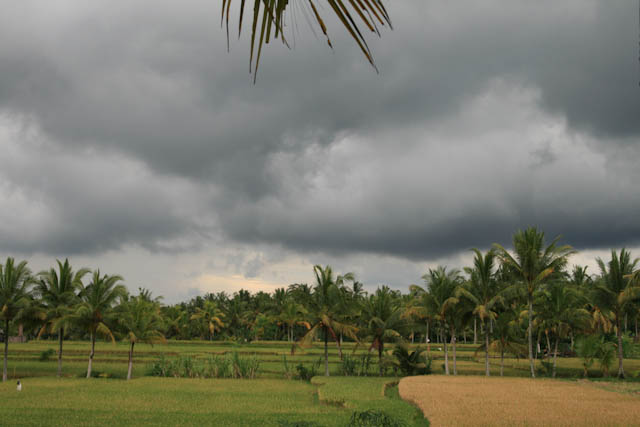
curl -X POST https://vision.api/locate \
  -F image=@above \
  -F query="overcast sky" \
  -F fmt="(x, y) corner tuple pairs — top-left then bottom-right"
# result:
(1, 1), (639, 302)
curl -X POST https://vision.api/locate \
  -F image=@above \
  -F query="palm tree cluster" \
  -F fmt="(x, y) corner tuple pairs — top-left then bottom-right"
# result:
(2, 227), (640, 381)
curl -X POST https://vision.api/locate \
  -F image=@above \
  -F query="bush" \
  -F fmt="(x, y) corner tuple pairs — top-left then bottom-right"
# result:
(392, 344), (431, 376)
(296, 358), (321, 381)
(349, 410), (404, 427)
(39, 348), (56, 362)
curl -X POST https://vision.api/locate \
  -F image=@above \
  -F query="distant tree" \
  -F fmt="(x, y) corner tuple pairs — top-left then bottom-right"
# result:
(0, 258), (33, 382)
(537, 281), (590, 377)
(162, 305), (189, 339)
(594, 249), (639, 378)
(458, 249), (502, 376)
(494, 227), (575, 378)
(413, 266), (461, 375)
(361, 285), (404, 376)
(299, 265), (358, 376)
(191, 301), (225, 341)
(72, 270), (126, 378)
(276, 299), (309, 342)
(119, 296), (166, 380)
(35, 259), (90, 377)
(489, 308), (526, 376)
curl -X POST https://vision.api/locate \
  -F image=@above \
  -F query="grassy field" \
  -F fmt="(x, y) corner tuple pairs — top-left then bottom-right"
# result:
(399, 376), (640, 426)
(3, 339), (639, 380)
(0, 376), (425, 426)
(3, 339), (640, 425)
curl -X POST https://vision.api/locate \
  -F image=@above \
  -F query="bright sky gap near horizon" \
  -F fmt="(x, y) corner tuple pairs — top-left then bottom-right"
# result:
(1, 1), (639, 303)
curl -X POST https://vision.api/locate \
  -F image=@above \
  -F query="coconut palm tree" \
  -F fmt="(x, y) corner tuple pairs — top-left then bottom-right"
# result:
(489, 308), (526, 376)
(191, 300), (225, 341)
(119, 296), (166, 380)
(276, 299), (309, 342)
(537, 281), (590, 377)
(222, 0), (392, 81)
(458, 249), (503, 376)
(0, 258), (33, 382)
(35, 259), (90, 377)
(403, 287), (434, 353)
(72, 270), (126, 378)
(594, 249), (639, 378)
(412, 266), (461, 375)
(494, 227), (575, 378)
(361, 285), (404, 376)
(299, 265), (358, 376)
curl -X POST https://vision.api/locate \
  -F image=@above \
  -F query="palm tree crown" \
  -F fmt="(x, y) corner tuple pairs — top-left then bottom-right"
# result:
(494, 227), (575, 378)
(35, 259), (90, 377)
(0, 258), (32, 382)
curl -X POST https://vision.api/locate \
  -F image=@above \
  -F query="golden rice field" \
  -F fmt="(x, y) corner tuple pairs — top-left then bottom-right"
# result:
(399, 375), (640, 426)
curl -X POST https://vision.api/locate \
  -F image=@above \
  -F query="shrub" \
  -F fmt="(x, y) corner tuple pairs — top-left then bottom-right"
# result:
(392, 344), (431, 376)
(296, 358), (321, 381)
(39, 348), (56, 362)
(349, 410), (404, 427)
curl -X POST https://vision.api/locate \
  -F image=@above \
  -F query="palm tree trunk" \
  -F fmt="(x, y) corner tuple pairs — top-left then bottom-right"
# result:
(545, 331), (551, 360)
(324, 326), (329, 377)
(335, 337), (343, 360)
(443, 328), (449, 375)
(3, 319), (9, 382)
(451, 327), (457, 375)
(127, 342), (134, 380)
(528, 296), (535, 378)
(378, 341), (384, 377)
(484, 320), (490, 376)
(473, 317), (477, 345)
(570, 332), (574, 350)
(616, 316), (625, 379)
(463, 329), (466, 344)
(552, 337), (559, 378)
(87, 331), (95, 378)
(57, 327), (64, 377)
(426, 320), (430, 352)
(635, 316), (638, 343)
(500, 345), (504, 376)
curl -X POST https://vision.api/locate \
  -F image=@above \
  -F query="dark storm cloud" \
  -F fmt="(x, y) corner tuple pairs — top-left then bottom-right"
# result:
(0, 0), (639, 261)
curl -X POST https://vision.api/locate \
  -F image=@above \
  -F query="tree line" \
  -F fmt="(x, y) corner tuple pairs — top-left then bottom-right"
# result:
(1, 227), (640, 382)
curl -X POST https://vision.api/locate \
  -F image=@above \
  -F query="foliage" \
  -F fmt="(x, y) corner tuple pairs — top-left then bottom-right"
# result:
(341, 353), (375, 376)
(575, 334), (617, 377)
(221, 0), (392, 81)
(295, 358), (322, 381)
(392, 344), (431, 377)
(149, 352), (260, 379)
(38, 348), (56, 361)
(349, 409), (404, 427)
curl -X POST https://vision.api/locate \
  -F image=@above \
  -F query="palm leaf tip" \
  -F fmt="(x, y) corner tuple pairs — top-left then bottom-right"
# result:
(224, 0), (390, 80)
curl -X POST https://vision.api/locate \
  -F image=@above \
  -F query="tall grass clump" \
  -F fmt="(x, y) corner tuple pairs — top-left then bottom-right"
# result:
(341, 353), (374, 376)
(148, 352), (260, 379)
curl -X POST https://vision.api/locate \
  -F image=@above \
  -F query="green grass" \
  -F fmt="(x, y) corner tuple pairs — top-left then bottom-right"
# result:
(3, 339), (639, 380)
(312, 377), (428, 426)
(0, 376), (426, 426)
